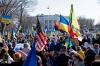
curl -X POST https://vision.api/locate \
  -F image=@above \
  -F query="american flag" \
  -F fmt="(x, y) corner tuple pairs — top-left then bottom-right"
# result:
(34, 16), (47, 51)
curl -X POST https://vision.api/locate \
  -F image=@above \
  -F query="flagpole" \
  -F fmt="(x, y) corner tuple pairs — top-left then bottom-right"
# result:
(69, 4), (73, 49)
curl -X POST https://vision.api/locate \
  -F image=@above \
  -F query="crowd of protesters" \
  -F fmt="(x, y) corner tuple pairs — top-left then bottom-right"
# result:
(0, 33), (100, 66)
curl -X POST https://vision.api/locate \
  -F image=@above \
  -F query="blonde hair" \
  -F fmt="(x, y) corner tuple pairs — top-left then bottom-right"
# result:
(13, 52), (21, 62)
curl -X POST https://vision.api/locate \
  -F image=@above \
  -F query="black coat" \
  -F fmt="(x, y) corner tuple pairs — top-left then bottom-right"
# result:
(91, 61), (100, 66)
(56, 54), (72, 66)
(84, 49), (96, 66)
(0, 62), (23, 66)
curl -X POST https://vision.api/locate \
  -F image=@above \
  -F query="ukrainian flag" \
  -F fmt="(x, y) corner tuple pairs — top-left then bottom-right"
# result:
(1, 15), (12, 24)
(59, 15), (69, 33)
(64, 38), (73, 48)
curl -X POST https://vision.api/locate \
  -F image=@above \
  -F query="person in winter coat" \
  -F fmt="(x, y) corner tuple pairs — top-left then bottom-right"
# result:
(76, 46), (85, 59)
(72, 53), (85, 66)
(84, 47), (96, 66)
(56, 46), (72, 66)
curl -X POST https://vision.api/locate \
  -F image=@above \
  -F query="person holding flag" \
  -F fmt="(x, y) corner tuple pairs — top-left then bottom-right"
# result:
(23, 16), (47, 66)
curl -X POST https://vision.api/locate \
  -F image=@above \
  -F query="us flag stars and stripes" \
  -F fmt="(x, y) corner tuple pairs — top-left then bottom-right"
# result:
(34, 16), (47, 51)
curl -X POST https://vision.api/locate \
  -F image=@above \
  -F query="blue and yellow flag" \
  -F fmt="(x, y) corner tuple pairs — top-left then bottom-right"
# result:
(1, 15), (12, 24)
(59, 15), (69, 33)
(64, 38), (73, 48)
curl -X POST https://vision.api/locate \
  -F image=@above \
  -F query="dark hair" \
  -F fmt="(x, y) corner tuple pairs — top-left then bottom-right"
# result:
(0, 49), (7, 54)
(0, 42), (3, 47)
(0, 49), (8, 59)
(61, 46), (66, 50)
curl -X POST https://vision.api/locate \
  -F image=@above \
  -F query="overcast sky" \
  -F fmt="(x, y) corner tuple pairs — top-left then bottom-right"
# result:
(28, 0), (100, 24)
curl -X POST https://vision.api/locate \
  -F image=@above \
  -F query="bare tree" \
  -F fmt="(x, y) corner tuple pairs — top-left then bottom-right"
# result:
(0, 0), (38, 34)
(0, 0), (37, 16)
(78, 17), (95, 34)
(78, 17), (94, 29)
